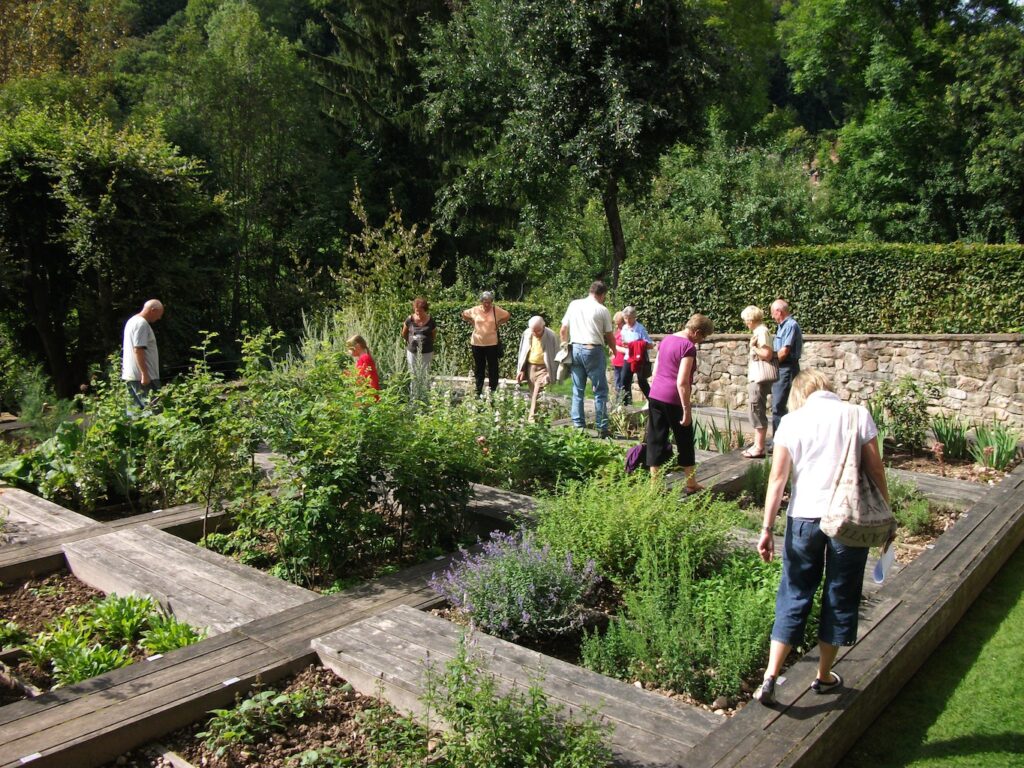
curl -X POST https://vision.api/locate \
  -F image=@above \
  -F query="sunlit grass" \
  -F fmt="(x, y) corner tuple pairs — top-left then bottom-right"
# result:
(842, 545), (1024, 768)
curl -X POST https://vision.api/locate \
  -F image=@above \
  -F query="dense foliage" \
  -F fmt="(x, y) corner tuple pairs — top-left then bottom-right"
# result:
(581, 549), (778, 699)
(619, 243), (1024, 334)
(531, 473), (741, 584)
(15, 593), (205, 688)
(3, 0), (1024, 398)
(0, 342), (257, 514)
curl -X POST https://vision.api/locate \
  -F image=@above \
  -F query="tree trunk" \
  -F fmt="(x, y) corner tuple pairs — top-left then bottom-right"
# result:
(602, 176), (627, 290)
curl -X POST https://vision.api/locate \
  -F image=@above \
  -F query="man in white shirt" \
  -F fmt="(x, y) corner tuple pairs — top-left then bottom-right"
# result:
(560, 281), (616, 436)
(122, 299), (164, 409)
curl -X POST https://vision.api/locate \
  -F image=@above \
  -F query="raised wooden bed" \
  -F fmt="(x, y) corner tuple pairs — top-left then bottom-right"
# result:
(315, 604), (724, 768)
(1, 461), (1020, 768)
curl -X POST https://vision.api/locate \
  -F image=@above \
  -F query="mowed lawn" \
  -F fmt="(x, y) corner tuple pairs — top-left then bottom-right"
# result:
(842, 544), (1024, 768)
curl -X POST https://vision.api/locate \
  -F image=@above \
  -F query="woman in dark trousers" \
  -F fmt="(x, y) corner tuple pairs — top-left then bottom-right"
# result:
(754, 369), (890, 706)
(461, 291), (510, 396)
(645, 313), (713, 492)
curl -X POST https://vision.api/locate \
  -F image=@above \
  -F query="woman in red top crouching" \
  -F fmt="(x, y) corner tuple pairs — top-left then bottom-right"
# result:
(346, 334), (380, 399)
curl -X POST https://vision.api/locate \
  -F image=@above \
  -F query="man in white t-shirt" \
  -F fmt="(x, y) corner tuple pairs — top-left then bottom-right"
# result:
(122, 299), (164, 409)
(560, 281), (616, 436)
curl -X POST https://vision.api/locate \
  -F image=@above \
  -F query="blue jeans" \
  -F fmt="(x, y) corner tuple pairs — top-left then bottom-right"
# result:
(771, 363), (798, 434)
(772, 517), (869, 647)
(570, 345), (608, 431)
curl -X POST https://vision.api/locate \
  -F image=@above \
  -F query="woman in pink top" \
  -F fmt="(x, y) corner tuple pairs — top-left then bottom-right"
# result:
(645, 314), (714, 491)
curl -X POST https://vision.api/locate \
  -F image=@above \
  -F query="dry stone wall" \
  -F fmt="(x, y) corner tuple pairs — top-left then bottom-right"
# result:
(659, 334), (1024, 428)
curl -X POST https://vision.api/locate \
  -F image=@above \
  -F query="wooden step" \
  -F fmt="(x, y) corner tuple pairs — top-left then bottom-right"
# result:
(313, 604), (724, 768)
(0, 488), (96, 546)
(62, 525), (316, 635)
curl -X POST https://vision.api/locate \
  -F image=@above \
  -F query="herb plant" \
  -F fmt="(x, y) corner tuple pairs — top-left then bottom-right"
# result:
(970, 420), (1021, 471)
(431, 531), (599, 642)
(930, 414), (971, 461)
(198, 687), (324, 757)
(869, 376), (939, 451)
(581, 548), (778, 700)
(532, 473), (740, 585)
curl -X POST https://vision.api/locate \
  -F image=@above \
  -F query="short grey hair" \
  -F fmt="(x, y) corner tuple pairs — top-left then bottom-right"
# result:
(528, 315), (545, 330)
(622, 305), (637, 319)
(741, 305), (764, 324)
(480, 290), (495, 302)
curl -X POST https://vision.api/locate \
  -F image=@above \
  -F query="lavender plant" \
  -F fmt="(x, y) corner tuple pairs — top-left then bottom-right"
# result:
(430, 531), (599, 642)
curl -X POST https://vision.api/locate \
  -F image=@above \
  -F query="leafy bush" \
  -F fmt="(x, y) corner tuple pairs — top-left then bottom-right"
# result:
(870, 376), (939, 451)
(88, 594), (156, 644)
(970, 421), (1021, 471)
(140, 613), (207, 654)
(465, 391), (622, 493)
(532, 473), (741, 586)
(619, 244), (1024, 334)
(14, 595), (203, 689)
(886, 470), (934, 537)
(895, 497), (933, 537)
(199, 687), (324, 757)
(1, 345), (258, 514)
(229, 330), (484, 587)
(424, 637), (613, 768)
(581, 548), (778, 701)
(431, 531), (599, 642)
(931, 414), (971, 461)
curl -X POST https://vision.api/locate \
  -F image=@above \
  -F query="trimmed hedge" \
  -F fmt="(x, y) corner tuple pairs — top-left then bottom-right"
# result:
(618, 243), (1024, 334)
(430, 300), (563, 377)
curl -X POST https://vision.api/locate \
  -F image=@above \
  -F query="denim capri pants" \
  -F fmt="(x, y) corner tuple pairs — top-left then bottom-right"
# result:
(771, 517), (870, 647)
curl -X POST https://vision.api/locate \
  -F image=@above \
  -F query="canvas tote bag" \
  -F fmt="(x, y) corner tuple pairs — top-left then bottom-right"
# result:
(750, 356), (778, 383)
(820, 405), (896, 547)
(749, 332), (778, 383)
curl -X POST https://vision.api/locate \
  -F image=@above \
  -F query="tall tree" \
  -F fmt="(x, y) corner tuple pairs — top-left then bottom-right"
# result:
(163, 0), (341, 336)
(420, 0), (723, 287)
(308, 0), (449, 229)
(0, 108), (222, 395)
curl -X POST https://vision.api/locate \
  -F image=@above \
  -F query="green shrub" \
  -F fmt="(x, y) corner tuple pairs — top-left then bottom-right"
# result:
(886, 469), (933, 536)
(895, 497), (933, 537)
(619, 243), (1024, 334)
(424, 637), (613, 768)
(140, 613), (207, 654)
(870, 376), (939, 451)
(199, 687), (324, 757)
(931, 414), (971, 461)
(431, 531), (599, 642)
(970, 421), (1021, 471)
(467, 391), (622, 493)
(581, 547), (778, 701)
(1, 344), (258, 514)
(531, 473), (741, 586)
(88, 594), (156, 644)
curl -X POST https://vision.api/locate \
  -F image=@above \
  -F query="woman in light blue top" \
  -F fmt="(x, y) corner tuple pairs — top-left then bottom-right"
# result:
(618, 306), (654, 405)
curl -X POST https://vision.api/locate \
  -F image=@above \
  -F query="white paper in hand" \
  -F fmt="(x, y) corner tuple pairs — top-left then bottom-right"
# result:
(872, 544), (896, 584)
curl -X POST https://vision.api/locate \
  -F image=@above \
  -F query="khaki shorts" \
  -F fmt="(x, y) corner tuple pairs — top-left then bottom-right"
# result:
(748, 380), (772, 430)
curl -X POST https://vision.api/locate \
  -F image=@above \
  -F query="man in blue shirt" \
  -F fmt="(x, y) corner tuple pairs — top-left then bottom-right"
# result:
(770, 299), (803, 434)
